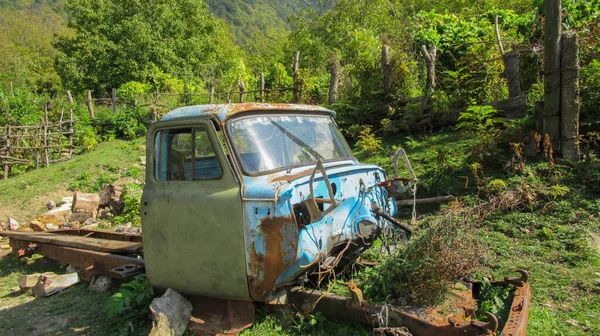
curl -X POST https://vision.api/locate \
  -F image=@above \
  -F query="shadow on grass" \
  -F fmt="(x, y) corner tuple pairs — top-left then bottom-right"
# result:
(0, 254), (151, 336)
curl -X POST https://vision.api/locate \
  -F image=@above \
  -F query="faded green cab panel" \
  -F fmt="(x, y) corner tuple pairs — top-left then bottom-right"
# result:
(141, 118), (250, 301)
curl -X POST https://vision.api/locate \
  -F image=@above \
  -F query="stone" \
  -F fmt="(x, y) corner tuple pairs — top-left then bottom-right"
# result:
(35, 214), (63, 226)
(47, 200), (56, 210)
(98, 208), (113, 220)
(46, 224), (59, 231)
(69, 209), (97, 223)
(89, 276), (112, 293)
(7, 218), (19, 230)
(114, 225), (128, 233)
(82, 218), (97, 226)
(129, 227), (141, 235)
(149, 288), (193, 336)
(0, 221), (6, 230)
(66, 265), (81, 274)
(69, 221), (81, 229)
(30, 221), (47, 232)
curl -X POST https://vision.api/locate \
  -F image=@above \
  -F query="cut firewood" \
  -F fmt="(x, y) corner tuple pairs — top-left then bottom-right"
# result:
(32, 272), (80, 297)
(72, 192), (100, 212)
(99, 184), (122, 206)
(18, 273), (42, 292)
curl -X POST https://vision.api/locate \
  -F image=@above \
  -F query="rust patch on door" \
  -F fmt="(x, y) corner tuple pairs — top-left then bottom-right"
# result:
(248, 215), (299, 301)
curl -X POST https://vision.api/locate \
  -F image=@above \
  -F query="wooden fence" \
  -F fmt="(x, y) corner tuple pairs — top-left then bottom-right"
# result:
(0, 107), (74, 180)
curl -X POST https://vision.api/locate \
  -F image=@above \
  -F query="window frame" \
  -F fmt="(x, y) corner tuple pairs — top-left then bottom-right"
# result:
(153, 126), (224, 182)
(225, 112), (356, 177)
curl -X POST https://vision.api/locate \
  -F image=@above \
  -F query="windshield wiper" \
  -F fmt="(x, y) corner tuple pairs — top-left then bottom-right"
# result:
(269, 120), (323, 161)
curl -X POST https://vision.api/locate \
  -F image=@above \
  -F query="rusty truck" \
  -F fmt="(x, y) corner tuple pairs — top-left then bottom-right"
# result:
(1, 103), (531, 335)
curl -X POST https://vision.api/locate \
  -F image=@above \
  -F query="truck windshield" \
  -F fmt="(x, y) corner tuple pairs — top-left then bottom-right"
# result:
(228, 115), (354, 174)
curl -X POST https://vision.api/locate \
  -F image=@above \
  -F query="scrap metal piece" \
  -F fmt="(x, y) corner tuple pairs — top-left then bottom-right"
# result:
(504, 269), (529, 287)
(187, 296), (255, 336)
(107, 263), (145, 279)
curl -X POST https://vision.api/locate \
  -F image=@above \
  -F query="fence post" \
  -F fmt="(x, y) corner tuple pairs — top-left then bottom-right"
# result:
(9, 81), (13, 97)
(293, 51), (300, 103)
(35, 127), (40, 168)
(560, 30), (580, 160)
(227, 84), (232, 103)
(68, 108), (74, 159)
(111, 88), (117, 113)
(329, 58), (340, 105)
(543, 0), (562, 149)
(238, 81), (245, 103)
(43, 107), (49, 167)
(382, 45), (391, 94)
(86, 90), (95, 119)
(3, 125), (10, 180)
(209, 86), (215, 104)
(152, 86), (159, 122)
(260, 73), (265, 103)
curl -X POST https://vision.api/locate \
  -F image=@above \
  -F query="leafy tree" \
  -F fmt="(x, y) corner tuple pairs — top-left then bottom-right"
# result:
(54, 0), (241, 94)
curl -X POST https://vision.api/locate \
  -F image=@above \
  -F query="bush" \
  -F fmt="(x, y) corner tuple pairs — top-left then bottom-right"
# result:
(360, 214), (485, 305)
(114, 184), (143, 227)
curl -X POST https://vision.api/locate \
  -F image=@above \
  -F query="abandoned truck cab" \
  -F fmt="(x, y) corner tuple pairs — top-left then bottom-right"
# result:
(142, 103), (397, 302)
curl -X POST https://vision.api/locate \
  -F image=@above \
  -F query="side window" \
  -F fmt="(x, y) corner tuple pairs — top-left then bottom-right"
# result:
(155, 127), (223, 181)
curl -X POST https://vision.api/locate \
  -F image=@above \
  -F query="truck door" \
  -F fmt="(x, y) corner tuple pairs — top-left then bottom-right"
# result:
(142, 119), (249, 301)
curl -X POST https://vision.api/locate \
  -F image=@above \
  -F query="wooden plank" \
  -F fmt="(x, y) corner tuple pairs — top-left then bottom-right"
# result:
(1, 232), (143, 253)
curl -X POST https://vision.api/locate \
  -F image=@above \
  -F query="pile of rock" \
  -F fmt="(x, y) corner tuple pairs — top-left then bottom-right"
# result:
(2, 182), (140, 234)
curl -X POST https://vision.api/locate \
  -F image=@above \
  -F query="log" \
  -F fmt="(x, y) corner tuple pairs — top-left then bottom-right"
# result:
(396, 195), (454, 207)
(18, 273), (41, 292)
(99, 184), (123, 209)
(32, 272), (80, 297)
(72, 192), (100, 211)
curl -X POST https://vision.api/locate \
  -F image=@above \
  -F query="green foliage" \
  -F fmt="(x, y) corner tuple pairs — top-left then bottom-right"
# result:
(0, 88), (50, 126)
(74, 124), (98, 151)
(547, 185), (570, 200)
(69, 172), (119, 192)
(114, 184), (143, 227)
(581, 60), (600, 129)
(117, 81), (153, 101)
(476, 277), (514, 325)
(105, 274), (154, 335)
(457, 105), (504, 134)
(354, 126), (383, 155)
(95, 107), (149, 140)
(54, 0), (241, 93)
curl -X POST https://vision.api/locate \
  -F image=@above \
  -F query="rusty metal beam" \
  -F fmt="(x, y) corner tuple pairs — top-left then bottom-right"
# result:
(288, 287), (498, 336)
(9, 238), (144, 279)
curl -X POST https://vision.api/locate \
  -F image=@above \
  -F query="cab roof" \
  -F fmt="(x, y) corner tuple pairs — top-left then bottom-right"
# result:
(160, 103), (336, 123)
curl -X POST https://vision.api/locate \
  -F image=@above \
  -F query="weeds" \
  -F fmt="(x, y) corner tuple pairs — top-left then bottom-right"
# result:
(105, 274), (154, 335)
(359, 213), (485, 306)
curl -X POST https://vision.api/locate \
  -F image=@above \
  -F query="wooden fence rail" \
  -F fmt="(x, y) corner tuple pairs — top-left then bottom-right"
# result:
(0, 107), (74, 180)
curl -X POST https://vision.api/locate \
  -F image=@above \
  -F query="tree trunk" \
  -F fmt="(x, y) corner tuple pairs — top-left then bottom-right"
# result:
(382, 45), (391, 94)
(329, 57), (340, 105)
(72, 192), (100, 211)
(293, 51), (300, 103)
(420, 45), (437, 96)
(560, 30), (580, 160)
(543, 0), (562, 149)
(503, 51), (523, 98)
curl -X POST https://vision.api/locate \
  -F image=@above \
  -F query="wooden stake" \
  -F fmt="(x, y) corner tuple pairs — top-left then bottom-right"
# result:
(66, 90), (73, 104)
(35, 127), (40, 169)
(561, 30), (580, 160)
(209, 86), (215, 104)
(86, 90), (95, 119)
(227, 84), (233, 103)
(382, 45), (391, 94)
(543, 0), (562, 148)
(260, 73), (265, 103)
(152, 86), (159, 121)
(238, 81), (245, 103)
(43, 107), (49, 167)
(111, 88), (117, 113)
(9, 81), (13, 97)
(3, 125), (10, 179)
(293, 51), (300, 103)
(329, 57), (340, 105)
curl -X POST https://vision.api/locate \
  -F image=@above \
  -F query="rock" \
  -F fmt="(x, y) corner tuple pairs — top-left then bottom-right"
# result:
(98, 208), (113, 220)
(69, 209), (97, 223)
(47, 200), (56, 210)
(20, 227), (33, 232)
(7, 218), (19, 230)
(35, 214), (64, 226)
(66, 265), (81, 274)
(18, 273), (42, 292)
(69, 221), (81, 229)
(82, 218), (97, 226)
(114, 225), (128, 233)
(129, 227), (141, 235)
(46, 224), (59, 231)
(30, 221), (47, 232)
(149, 288), (193, 336)
(89, 276), (112, 293)
(0, 221), (6, 230)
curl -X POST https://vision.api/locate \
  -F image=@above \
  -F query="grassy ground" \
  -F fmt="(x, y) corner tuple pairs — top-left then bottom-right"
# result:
(0, 131), (599, 335)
